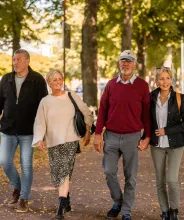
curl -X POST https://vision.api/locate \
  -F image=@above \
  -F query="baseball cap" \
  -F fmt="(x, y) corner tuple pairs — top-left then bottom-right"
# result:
(119, 50), (137, 62)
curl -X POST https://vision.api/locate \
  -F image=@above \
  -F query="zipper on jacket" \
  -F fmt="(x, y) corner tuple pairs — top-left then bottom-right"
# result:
(15, 78), (28, 105)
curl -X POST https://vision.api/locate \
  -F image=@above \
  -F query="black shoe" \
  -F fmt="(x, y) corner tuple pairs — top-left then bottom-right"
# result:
(122, 214), (131, 220)
(170, 208), (178, 220)
(65, 192), (71, 212)
(53, 197), (67, 219)
(107, 204), (121, 218)
(76, 143), (81, 154)
(161, 211), (170, 220)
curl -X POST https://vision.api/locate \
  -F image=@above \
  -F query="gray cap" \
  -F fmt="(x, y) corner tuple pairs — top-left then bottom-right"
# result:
(119, 50), (137, 62)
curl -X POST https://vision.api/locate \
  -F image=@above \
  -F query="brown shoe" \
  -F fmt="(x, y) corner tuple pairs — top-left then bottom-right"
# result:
(8, 189), (20, 205)
(16, 199), (29, 213)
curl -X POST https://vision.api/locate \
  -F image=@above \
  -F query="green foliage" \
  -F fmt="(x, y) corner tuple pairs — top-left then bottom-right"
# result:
(146, 43), (168, 69)
(0, 0), (45, 50)
(0, 53), (12, 75)
(0, 0), (183, 80)
(133, 0), (184, 73)
(98, 0), (122, 77)
(0, 53), (61, 76)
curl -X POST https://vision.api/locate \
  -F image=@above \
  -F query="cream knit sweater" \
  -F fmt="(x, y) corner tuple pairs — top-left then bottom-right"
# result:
(32, 91), (94, 148)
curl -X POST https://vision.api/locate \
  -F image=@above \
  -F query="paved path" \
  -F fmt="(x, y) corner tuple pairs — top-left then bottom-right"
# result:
(0, 146), (184, 220)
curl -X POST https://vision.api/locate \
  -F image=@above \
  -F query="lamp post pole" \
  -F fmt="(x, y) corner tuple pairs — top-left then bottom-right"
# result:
(62, 0), (66, 88)
(181, 36), (184, 93)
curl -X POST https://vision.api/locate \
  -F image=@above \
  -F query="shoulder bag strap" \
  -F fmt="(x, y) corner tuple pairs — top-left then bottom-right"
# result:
(176, 92), (181, 114)
(68, 92), (80, 111)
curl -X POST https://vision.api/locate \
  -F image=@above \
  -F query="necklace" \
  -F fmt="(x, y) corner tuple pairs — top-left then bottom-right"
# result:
(160, 94), (169, 99)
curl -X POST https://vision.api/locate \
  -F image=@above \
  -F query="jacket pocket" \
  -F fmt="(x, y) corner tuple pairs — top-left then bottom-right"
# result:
(0, 118), (13, 130)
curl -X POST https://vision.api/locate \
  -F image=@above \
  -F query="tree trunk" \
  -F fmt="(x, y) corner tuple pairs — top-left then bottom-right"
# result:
(121, 0), (133, 51)
(81, 0), (99, 108)
(12, 16), (21, 56)
(136, 30), (146, 79)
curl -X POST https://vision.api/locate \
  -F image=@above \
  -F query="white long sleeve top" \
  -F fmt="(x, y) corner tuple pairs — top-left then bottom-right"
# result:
(156, 92), (170, 148)
(32, 91), (94, 148)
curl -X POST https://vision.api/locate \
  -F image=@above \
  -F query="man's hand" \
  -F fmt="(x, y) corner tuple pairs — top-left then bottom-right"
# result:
(94, 134), (104, 153)
(37, 140), (46, 153)
(138, 137), (150, 152)
(155, 128), (165, 136)
(82, 131), (91, 146)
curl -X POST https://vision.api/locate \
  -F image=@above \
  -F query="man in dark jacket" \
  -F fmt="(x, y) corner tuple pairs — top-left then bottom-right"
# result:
(0, 49), (48, 212)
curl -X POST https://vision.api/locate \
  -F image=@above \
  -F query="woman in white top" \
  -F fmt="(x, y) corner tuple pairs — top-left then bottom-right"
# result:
(32, 70), (94, 219)
(150, 67), (184, 220)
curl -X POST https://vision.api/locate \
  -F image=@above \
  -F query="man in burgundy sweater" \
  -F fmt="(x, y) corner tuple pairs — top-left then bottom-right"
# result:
(94, 50), (151, 220)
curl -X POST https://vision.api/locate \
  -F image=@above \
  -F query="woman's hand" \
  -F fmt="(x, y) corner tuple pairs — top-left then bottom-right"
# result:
(37, 140), (46, 153)
(138, 137), (150, 152)
(82, 131), (91, 146)
(155, 128), (165, 136)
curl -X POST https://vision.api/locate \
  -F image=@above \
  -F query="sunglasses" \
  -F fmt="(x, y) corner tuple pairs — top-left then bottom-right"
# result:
(156, 67), (171, 73)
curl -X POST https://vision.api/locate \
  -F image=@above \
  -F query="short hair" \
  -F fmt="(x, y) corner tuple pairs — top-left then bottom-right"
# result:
(46, 69), (64, 82)
(155, 67), (172, 81)
(14, 49), (30, 60)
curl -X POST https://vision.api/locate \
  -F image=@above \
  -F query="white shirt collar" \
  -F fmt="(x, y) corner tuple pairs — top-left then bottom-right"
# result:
(116, 74), (137, 84)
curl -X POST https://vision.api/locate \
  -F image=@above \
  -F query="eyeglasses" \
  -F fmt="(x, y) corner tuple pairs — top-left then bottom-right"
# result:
(119, 59), (132, 63)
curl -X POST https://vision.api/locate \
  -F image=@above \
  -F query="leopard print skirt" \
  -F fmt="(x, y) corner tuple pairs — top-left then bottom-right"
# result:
(48, 141), (78, 187)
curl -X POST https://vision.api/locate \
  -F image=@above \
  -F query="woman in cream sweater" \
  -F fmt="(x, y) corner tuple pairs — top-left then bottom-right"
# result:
(32, 69), (94, 219)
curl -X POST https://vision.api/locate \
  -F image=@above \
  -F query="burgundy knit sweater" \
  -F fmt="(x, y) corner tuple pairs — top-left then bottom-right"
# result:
(95, 77), (151, 137)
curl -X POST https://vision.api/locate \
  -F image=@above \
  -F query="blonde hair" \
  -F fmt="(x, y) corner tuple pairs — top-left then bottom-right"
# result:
(155, 67), (172, 81)
(46, 69), (64, 82)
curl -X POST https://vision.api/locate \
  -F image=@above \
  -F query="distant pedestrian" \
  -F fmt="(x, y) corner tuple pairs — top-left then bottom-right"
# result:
(0, 49), (48, 212)
(32, 69), (94, 219)
(150, 67), (183, 220)
(94, 50), (151, 220)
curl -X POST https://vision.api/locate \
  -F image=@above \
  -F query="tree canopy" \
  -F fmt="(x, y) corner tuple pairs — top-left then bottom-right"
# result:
(0, 0), (183, 79)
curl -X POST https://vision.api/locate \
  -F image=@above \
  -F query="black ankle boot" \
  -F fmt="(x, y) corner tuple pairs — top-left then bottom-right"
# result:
(76, 143), (81, 153)
(170, 208), (178, 220)
(161, 211), (170, 220)
(53, 197), (67, 219)
(65, 192), (71, 212)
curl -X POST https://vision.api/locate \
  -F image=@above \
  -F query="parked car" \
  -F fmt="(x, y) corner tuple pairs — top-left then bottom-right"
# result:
(75, 84), (83, 97)
(75, 82), (107, 98)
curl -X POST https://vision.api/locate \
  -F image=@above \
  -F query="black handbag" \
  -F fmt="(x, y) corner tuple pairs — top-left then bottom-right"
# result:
(68, 92), (96, 137)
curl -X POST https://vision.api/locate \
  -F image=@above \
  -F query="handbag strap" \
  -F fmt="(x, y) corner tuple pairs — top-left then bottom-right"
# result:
(176, 92), (181, 114)
(68, 92), (80, 111)
(68, 92), (96, 134)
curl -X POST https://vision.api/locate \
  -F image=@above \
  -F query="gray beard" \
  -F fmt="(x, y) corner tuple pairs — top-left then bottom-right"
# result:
(121, 69), (130, 75)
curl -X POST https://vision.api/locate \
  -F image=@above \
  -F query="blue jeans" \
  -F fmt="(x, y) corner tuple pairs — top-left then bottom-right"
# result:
(0, 133), (34, 200)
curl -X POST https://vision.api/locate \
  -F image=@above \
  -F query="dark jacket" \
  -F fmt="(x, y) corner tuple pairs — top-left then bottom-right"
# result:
(0, 67), (48, 135)
(150, 87), (184, 148)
